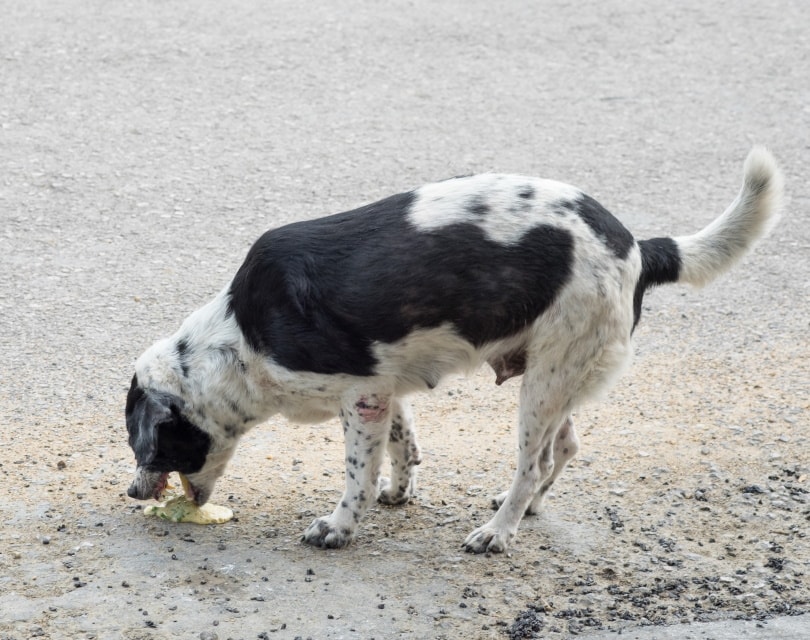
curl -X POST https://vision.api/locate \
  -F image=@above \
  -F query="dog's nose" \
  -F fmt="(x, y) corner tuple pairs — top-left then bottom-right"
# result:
(127, 483), (140, 499)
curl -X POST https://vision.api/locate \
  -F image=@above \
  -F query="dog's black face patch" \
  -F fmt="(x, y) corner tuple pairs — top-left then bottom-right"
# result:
(125, 375), (211, 474)
(568, 194), (634, 260)
(228, 191), (575, 376)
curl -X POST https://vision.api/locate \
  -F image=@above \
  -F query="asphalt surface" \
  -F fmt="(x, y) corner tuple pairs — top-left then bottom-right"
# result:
(577, 615), (808, 640)
(1, 1), (808, 639)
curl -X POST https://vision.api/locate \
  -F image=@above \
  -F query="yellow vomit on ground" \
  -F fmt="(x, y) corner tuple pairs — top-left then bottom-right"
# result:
(143, 473), (233, 524)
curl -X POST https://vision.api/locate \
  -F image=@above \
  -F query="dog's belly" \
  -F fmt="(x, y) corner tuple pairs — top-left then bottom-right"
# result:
(280, 402), (340, 424)
(370, 324), (530, 394)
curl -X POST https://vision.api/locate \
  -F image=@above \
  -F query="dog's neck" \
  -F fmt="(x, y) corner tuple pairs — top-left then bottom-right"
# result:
(140, 288), (351, 441)
(135, 290), (258, 438)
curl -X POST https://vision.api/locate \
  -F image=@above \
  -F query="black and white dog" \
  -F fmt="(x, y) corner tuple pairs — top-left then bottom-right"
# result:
(126, 148), (782, 553)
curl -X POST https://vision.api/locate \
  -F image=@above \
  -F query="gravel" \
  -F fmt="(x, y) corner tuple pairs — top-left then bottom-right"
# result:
(1, 0), (808, 638)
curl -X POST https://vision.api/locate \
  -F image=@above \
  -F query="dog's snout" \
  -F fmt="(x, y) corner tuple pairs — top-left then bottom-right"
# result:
(127, 483), (146, 500)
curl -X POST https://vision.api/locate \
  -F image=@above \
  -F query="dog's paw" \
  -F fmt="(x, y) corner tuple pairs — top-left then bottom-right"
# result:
(463, 524), (514, 554)
(377, 477), (411, 506)
(491, 491), (543, 516)
(302, 517), (355, 549)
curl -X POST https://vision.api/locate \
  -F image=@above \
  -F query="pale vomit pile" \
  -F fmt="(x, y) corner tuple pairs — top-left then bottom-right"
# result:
(143, 473), (233, 524)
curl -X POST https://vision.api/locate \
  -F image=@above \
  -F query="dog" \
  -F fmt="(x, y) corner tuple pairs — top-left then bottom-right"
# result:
(126, 147), (782, 553)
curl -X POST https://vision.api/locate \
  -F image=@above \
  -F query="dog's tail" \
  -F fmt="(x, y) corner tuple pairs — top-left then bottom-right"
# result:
(637, 146), (783, 297)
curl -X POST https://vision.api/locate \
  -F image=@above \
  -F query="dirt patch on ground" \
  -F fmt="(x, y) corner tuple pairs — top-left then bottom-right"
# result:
(2, 346), (807, 639)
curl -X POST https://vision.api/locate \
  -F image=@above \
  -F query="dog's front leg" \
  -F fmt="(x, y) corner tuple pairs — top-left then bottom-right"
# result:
(302, 392), (391, 549)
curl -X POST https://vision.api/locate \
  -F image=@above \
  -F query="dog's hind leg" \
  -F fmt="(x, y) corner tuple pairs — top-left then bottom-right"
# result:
(491, 416), (579, 515)
(302, 392), (392, 549)
(378, 398), (422, 506)
(526, 416), (579, 513)
(464, 370), (574, 554)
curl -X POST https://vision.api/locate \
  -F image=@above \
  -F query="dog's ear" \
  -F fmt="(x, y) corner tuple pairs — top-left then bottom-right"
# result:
(125, 375), (184, 466)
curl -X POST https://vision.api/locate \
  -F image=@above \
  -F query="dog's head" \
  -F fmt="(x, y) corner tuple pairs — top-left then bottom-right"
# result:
(125, 373), (224, 505)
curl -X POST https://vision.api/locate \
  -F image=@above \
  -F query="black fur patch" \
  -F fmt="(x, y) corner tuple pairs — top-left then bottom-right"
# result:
(570, 194), (634, 259)
(125, 375), (211, 474)
(176, 339), (190, 377)
(633, 237), (681, 328)
(151, 411), (211, 474)
(466, 195), (490, 217)
(518, 186), (535, 199)
(228, 191), (574, 375)
(125, 374), (144, 418)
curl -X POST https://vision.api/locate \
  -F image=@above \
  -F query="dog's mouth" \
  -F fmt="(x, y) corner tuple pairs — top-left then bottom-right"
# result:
(153, 472), (170, 500)
(128, 469), (202, 505)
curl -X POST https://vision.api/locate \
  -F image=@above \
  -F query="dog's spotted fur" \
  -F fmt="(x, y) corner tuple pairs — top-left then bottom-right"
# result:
(126, 148), (782, 553)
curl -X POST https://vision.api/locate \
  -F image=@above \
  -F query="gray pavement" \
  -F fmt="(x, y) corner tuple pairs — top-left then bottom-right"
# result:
(1, 1), (808, 639)
(578, 616), (808, 639)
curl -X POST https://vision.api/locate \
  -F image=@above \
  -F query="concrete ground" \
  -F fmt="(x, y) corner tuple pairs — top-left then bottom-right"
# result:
(1, 1), (807, 639)
(578, 614), (808, 639)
